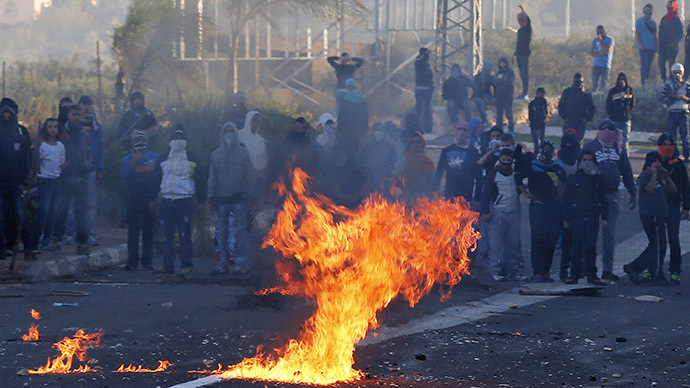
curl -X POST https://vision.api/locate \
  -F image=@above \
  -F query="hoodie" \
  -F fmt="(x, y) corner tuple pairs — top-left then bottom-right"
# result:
(0, 106), (31, 185)
(473, 62), (494, 99)
(563, 158), (608, 223)
(238, 111), (268, 172)
(558, 82), (595, 122)
(492, 57), (515, 99)
(60, 120), (92, 178)
(414, 50), (434, 88)
(606, 74), (636, 122)
(581, 138), (636, 197)
(156, 128), (206, 203)
(658, 134), (690, 209)
(208, 123), (255, 202)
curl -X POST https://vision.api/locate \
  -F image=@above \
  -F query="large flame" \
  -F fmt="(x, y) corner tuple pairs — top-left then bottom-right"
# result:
(22, 324), (40, 342)
(220, 168), (479, 385)
(28, 329), (104, 374)
(114, 360), (173, 373)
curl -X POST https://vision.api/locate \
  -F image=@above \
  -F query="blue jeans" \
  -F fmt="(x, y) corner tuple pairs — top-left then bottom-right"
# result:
(495, 95), (514, 133)
(488, 207), (523, 277)
(126, 198), (156, 268)
(659, 44), (679, 81)
(612, 120), (631, 155)
(65, 171), (97, 238)
(472, 96), (488, 123)
(601, 191), (620, 274)
(215, 201), (249, 272)
(516, 55), (529, 96)
(569, 216), (599, 279)
(37, 178), (60, 246)
(415, 87), (433, 133)
(667, 111), (689, 159)
(54, 177), (88, 245)
(159, 197), (194, 272)
(562, 120), (586, 142)
(591, 66), (610, 92)
(639, 49), (656, 85)
(447, 99), (472, 124)
(666, 203), (682, 274)
(629, 215), (667, 277)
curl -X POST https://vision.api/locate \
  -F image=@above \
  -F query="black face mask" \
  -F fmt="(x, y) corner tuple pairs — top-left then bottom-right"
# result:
(574, 80), (584, 89)
(0, 115), (16, 132)
(499, 161), (513, 167)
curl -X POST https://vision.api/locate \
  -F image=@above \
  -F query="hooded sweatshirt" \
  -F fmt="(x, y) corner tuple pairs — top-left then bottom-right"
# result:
(473, 62), (494, 99)
(0, 106), (31, 185)
(606, 74), (636, 122)
(558, 81), (595, 122)
(157, 130), (206, 202)
(662, 77), (690, 112)
(208, 123), (255, 202)
(238, 111), (268, 172)
(581, 137), (636, 197)
(316, 112), (337, 151)
(658, 134), (690, 209)
(492, 57), (515, 99)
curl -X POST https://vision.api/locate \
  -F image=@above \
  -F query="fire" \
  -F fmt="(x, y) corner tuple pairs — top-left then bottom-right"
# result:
(22, 324), (40, 342)
(31, 309), (42, 320)
(115, 360), (173, 373)
(28, 329), (104, 374)
(219, 168), (479, 385)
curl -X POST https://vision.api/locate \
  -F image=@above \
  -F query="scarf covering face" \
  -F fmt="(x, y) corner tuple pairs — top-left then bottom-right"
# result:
(404, 132), (435, 181)
(238, 112), (268, 171)
(558, 132), (581, 166)
(343, 78), (367, 103)
(664, 1), (678, 23)
(167, 139), (189, 176)
(597, 128), (622, 148)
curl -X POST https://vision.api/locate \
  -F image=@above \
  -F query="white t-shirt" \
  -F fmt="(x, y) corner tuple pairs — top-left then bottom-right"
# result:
(38, 141), (66, 179)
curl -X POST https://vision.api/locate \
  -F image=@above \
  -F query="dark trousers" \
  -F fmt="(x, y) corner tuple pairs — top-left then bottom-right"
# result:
(559, 224), (573, 279)
(666, 111), (689, 160)
(530, 125), (545, 156)
(516, 55), (529, 96)
(126, 198), (156, 268)
(159, 197), (194, 272)
(530, 203), (561, 276)
(36, 178), (60, 246)
(447, 99), (472, 124)
(0, 184), (22, 250)
(629, 215), (667, 277)
(666, 204), (682, 274)
(415, 87), (433, 133)
(54, 177), (88, 245)
(639, 49), (655, 85)
(495, 95), (515, 133)
(569, 216), (599, 280)
(659, 44), (679, 81)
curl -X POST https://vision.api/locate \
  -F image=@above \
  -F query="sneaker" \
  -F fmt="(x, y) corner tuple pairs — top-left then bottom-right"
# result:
(640, 272), (653, 283)
(211, 267), (229, 276)
(491, 274), (506, 281)
(601, 271), (620, 281)
(543, 275), (555, 283)
(532, 274), (546, 283)
(623, 264), (640, 284)
(76, 244), (91, 256)
(588, 277), (608, 286)
(670, 272), (681, 285)
(507, 275), (529, 281)
(564, 278), (578, 284)
(31, 249), (42, 255)
(64, 236), (75, 245)
(179, 267), (193, 279)
(655, 273), (669, 286)
(154, 269), (175, 277)
(87, 237), (100, 246)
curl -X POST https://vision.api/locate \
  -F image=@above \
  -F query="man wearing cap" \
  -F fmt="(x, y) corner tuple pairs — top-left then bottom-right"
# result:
(117, 92), (158, 140)
(662, 63), (690, 161)
(581, 119), (637, 281)
(121, 130), (159, 271)
(435, 121), (482, 207)
(79, 95), (103, 246)
(415, 47), (434, 133)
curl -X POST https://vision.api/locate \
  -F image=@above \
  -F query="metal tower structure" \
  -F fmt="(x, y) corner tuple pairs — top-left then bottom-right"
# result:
(435, 0), (483, 76)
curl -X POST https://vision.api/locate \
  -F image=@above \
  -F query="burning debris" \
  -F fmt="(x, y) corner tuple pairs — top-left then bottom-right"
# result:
(30, 309), (41, 320)
(21, 309), (41, 342)
(114, 360), (173, 373)
(29, 329), (104, 374)
(215, 168), (479, 385)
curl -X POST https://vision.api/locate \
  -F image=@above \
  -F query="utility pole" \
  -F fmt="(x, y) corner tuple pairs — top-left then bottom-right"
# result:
(565, 0), (571, 38)
(96, 41), (103, 114)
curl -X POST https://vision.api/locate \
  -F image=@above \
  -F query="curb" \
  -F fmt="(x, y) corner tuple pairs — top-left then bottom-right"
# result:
(26, 244), (127, 282)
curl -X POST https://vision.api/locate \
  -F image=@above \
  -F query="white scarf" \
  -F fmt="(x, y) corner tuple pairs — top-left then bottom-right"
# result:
(238, 111), (268, 171)
(167, 140), (189, 176)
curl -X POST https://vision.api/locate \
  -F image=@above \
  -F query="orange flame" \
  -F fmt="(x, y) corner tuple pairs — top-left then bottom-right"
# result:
(114, 360), (173, 373)
(22, 323), (40, 342)
(28, 329), (104, 374)
(218, 168), (479, 385)
(31, 309), (42, 320)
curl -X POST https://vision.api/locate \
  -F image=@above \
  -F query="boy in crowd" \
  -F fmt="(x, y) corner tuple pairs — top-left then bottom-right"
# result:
(528, 87), (547, 155)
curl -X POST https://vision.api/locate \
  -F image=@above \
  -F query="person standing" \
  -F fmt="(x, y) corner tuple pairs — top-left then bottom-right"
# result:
(658, 0), (683, 82)
(684, 21), (690, 80)
(121, 131), (159, 271)
(442, 64), (473, 124)
(435, 121), (482, 206)
(414, 48), (434, 134)
(590, 25), (615, 92)
(239, 111), (268, 174)
(471, 63), (492, 125)
(327, 52), (364, 112)
(360, 124), (397, 195)
(556, 130), (581, 280)
(36, 119), (64, 252)
(522, 140), (566, 283)
(208, 122), (255, 276)
(513, 4), (531, 100)
(624, 152), (676, 284)
(79, 95), (103, 246)
(395, 131), (435, 201)
(337, 78), (369, 158)
(558, 73), (595, 141)
(528, 87), (547, 155)
(562, 151), (608, 285)
(635, 3), (657, 85)
(154, 126), (206, 278)
(605, 73), (636, 155)
(662, 63), (690, 161)
(57, 97), (73, 128)
(581, 119), (637, 281)
(492, 57), (516, 134)
(657, 134), (690, 285)
(117, 92), (158, 140)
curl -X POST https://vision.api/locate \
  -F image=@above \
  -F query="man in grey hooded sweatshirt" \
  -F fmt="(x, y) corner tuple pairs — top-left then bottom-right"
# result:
(208, 122), (255, 276)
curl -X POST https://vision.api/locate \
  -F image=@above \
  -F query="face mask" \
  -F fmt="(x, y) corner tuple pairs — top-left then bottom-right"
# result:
(579, 160), (597, 175)
(574, 80), (584, 89)
(658, 145), (675, 159)
(132, 141), (147, 153)
(499, 145), (514, 152)
(374, 131), (384, 142)
(324, 123), (336, 134)
(170, 139), (187, 152)
(489, 139), (501, 149)
(540, 149), (554, 162)
(499, 160), (513, 167)
(224, 132), (236, 146)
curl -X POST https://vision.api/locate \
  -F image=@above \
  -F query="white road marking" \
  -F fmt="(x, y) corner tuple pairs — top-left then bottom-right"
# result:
(168, 222), (690, 387)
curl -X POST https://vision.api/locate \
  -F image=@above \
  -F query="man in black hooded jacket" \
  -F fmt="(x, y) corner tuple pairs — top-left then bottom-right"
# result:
(558, 73), (595, 141)
(605, 72), (636, 155)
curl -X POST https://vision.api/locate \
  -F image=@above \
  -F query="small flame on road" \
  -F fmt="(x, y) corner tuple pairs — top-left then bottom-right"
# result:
(114, 360), (173, 373)
(21, 324), (40, 342)
(30, 309), (42, 320)
(28, 329), (104, 374)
